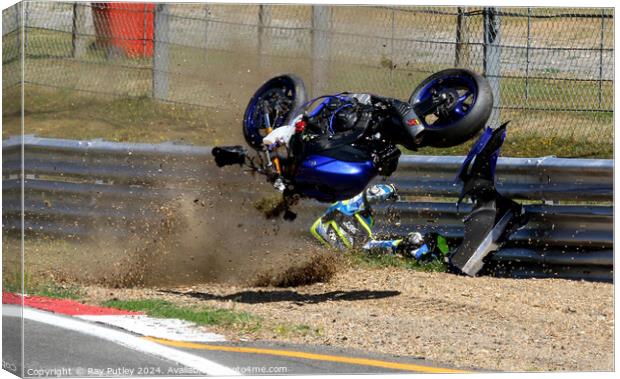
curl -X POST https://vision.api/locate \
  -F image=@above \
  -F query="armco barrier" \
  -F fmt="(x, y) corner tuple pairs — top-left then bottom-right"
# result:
(2, 136), (613, 281)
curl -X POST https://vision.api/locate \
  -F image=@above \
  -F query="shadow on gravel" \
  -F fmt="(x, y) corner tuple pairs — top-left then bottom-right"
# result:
(160, 289), (401, 305)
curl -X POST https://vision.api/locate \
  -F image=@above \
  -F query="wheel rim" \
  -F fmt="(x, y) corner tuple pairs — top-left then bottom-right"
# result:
(412, 74), (478, 129)
(244, 77), (298, 148)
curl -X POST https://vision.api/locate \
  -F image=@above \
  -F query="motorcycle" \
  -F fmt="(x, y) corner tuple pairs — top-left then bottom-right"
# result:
(213, 69), (527, 276)
(213, 69), (493, 220)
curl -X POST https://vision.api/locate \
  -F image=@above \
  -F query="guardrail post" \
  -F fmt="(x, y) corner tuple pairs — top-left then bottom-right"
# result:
(71, 2), (88, 58)
(311, 5), (331, 96)
(153, 4), (169, 101)
(483, 7), (501, 126)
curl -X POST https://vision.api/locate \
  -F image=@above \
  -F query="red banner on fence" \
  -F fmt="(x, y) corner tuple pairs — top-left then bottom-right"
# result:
(92, 3), (155, 58)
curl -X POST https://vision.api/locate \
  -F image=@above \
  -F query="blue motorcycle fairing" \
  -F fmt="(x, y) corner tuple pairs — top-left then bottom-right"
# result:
(455, 124), (507, 184)
(454, 122), (509, 208)
(295, 154), (376, 202)
(455, 126), (494, 182)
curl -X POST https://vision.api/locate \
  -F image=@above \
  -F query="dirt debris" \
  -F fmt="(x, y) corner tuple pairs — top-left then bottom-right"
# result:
(252, 251), (343, 287)
(19, 164), (326, 288)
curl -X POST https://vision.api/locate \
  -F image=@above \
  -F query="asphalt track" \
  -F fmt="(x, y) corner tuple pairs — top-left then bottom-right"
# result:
(2, 304), (468, 376)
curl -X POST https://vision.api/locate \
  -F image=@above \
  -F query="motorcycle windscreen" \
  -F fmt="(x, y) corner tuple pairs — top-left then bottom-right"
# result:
(296, 154), (376, 202)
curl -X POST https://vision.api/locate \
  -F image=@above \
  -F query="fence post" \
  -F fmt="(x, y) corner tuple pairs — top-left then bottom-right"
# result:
(598, 9), (605, 108)
(204, 4), (209, 50)
(483, 7), (501, 126)
(72, 2), (88, 58)
(389, 7), (395, 88)
(311, 6), (331, 96)
(23, 1), (29, 53)
(525, 7), (531, 100)
(153, 4), (169, 101)
(258, 5), (272, 69)
(454, 7), (465, 67)
(15, 2), (21, 60)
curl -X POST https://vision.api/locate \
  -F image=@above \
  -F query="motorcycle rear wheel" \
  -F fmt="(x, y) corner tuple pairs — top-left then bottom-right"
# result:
(243, 74), (307, 150)
(409, 69), (493, 148)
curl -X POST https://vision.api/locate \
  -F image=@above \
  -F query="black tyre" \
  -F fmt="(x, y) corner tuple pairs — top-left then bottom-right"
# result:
(409, 69), (493, 148)
(243, 74), (307, 150)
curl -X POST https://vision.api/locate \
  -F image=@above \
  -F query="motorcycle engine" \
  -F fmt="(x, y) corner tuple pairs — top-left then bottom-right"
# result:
(333, 106), (358, 132)
(306, 96), (362, 134)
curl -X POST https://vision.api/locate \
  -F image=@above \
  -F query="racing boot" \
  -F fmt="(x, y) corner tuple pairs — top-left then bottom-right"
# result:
(362, 232), (449, 262)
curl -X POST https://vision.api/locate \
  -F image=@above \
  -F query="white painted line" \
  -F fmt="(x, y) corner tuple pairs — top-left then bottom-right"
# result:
(77, 315), (226, 342)
(4, 305), (239, 376)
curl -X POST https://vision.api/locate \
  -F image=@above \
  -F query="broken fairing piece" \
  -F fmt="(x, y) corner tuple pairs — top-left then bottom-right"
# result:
(459, 209), (515, 276)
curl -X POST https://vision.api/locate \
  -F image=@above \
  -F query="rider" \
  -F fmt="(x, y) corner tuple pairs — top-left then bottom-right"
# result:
(310, 183), (450, 262)
(309, 122), (525, 275)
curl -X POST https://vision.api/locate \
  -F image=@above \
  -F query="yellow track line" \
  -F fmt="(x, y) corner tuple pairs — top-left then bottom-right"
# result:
(144, 337), (468, 374)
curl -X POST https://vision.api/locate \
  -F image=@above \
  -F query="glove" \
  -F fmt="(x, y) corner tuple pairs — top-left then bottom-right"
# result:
(364, 183), (397, 204)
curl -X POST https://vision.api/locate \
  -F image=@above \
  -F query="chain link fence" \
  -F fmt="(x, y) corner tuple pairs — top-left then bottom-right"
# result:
(2, 2), (614, 156)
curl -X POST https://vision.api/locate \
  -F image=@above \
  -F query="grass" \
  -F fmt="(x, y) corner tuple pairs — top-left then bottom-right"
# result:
(418, 129), (613, 158)
(101, 298), (319, 336)
(33, 284), (84, 299)
(2, 270), (23, 294)
(2, 270), (84, 300)
(346, 249), (448, 273)
(3, 85), (232, 145)
(102, 298), (263, 332)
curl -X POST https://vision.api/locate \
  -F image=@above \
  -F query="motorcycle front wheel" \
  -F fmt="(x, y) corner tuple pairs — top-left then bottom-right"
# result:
(243, 74), (307, 150)
(409, 69), (493, 148)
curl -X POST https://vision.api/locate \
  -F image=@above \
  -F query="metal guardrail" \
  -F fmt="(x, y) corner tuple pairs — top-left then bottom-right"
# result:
(2, 136), (614, 280)
(392, 155), (613, 202)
